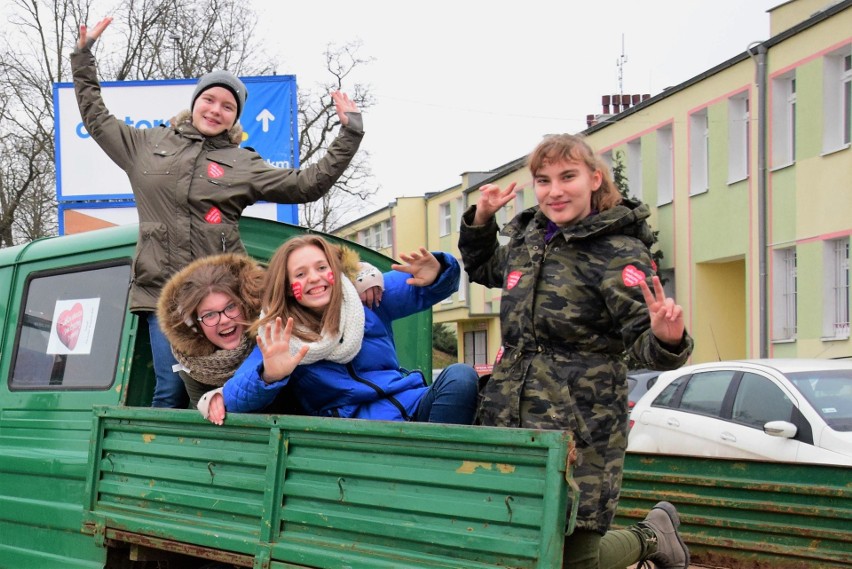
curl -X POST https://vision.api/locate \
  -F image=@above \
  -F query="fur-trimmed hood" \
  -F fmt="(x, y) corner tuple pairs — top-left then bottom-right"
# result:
(157, 253), (264, 358)
(171, 109), (244, 146)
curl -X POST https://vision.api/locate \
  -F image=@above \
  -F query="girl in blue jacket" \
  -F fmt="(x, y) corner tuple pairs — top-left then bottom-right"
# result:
(200, 235), (478, 425)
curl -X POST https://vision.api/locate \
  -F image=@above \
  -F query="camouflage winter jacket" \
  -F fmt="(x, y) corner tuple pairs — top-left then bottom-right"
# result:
(459, 199), (693, 533)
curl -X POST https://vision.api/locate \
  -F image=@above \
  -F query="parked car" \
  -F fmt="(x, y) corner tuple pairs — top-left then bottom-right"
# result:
(627, 369), (662, 409)
(627, 359), (852, 465)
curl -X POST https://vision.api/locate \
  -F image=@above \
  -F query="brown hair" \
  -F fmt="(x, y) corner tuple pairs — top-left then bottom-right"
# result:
(253, 235), (346, 342)
(527, 134), (622, 212)
(170, 255), (265, 336)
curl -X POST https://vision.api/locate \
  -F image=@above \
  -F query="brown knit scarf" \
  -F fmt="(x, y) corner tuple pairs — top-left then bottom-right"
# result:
(173, 334), (255, 386)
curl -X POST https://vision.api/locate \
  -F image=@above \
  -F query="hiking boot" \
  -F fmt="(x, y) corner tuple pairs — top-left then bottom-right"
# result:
(637, 501), (690, 569)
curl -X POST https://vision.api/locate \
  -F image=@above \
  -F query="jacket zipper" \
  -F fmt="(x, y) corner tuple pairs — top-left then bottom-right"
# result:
(346, 363), (413, 421)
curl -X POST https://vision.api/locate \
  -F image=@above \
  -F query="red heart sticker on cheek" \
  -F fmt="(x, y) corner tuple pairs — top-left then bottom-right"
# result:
(56, 302), (84, 350)
(506, 271), (522, 290)
(291, 282), (303, 301)
(326, 271), (335, 285)
(622, 265), (646, 287)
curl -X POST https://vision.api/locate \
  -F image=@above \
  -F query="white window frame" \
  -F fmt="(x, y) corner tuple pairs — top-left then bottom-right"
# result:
(823, 238), (850, 340)
(772, 72), (796, 167)
(728, 93), (750, 183)
(454, 197), (464, 233)
(823, 46), (852, 152)
(627, 139), (643, 201)
(514, 188), (525, 215)
(439, 202), (451, 236)
(657, 126), (673, 205)
(689, 109), (709, 195)
(457, 262), (467, 302)
(463, 330), (488, 366)
(772, 247), (797, 341)
(383, 220), (392, 249)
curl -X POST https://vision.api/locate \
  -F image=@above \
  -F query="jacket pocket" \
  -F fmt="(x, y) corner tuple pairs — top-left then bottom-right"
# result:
(133, 222), (169, 288)
(140, 146), (179, 176)
(197, 222), (243, 254)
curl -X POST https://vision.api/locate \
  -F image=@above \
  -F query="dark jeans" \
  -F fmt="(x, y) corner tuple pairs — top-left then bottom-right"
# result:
(413, 363), (479, 424)
(147, 311), (188, 409)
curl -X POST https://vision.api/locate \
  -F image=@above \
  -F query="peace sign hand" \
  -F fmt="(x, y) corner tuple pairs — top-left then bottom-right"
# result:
(638, 275), (685, 346)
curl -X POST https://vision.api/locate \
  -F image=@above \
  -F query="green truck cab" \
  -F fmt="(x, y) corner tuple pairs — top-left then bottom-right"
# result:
(0, 219), (576, 569)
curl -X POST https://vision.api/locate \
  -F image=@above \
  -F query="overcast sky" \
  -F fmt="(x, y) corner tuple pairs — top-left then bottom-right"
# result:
(129, 1), (783, 217)
(249, 1), (781, 214)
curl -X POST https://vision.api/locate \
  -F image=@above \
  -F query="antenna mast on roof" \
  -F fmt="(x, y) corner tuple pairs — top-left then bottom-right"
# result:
(617, 33), (628, 98)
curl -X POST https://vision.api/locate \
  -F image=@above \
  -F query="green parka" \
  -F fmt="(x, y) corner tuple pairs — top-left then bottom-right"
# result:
(459, 199), (693, 534)
(71, 47), (364, 312)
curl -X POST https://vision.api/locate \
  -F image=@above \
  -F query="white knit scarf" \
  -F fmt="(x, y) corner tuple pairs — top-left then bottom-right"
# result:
(261, 277), (365, 365)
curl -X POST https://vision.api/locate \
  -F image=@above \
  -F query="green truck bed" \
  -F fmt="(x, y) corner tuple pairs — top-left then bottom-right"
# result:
(82, 406), (577, 569)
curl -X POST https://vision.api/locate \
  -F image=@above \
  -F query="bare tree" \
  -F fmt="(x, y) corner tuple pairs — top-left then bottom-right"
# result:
(299, 41), (377, 233)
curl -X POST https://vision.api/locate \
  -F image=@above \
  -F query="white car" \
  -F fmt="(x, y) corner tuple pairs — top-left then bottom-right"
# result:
(627, 359), (852, 465)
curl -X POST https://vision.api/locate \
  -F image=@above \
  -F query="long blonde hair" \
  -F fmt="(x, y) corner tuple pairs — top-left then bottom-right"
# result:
(528, 133), (622, 212)
(253, 235), (346, 342)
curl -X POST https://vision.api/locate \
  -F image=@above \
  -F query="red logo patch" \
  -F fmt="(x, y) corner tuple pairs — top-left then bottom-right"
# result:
(622, 265), (646, 287)
(506, 271), (522, 290)
(56, 302), (84, 350)
(207, 162), (225, 178)
(204, 207), (222, 224)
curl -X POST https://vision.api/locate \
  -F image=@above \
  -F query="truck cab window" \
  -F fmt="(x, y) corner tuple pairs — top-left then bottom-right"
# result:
(9, 262), (131, 390)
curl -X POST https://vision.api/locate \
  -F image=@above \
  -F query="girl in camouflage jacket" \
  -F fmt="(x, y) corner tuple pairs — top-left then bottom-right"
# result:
(459, 134), (694, 569)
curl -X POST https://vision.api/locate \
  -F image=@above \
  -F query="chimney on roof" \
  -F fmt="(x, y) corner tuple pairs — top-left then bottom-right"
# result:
(601, 95), (611, 115)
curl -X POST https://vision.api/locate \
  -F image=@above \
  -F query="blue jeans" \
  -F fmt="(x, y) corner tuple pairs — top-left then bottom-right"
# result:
(147, 312), (188, 408)
(414, 363), (479, 424)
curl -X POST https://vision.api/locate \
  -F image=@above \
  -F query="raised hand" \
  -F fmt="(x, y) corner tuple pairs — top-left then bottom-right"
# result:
(391, 247), (440, 287)
(638, 275), (685, 346)
(331, 91), (359, 127)
(473, 182), (517, 225)
(257, 316), (309, 383)
(78, 17), (113, 50)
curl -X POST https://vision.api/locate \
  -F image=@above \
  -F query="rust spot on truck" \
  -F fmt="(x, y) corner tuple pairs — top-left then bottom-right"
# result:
(142, 434), (156, 443)
(456, 461), (516, 474)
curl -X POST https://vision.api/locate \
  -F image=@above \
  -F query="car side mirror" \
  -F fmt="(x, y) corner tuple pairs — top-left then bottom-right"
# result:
(764, 420), (797, 439)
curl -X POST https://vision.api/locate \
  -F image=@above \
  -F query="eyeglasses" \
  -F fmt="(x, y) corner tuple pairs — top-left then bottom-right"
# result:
(197, 302), (241, 327)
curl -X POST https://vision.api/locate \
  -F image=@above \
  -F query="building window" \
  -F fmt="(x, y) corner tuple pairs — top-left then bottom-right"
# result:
(823, 46), (852, 152)
(455, 197), (464, 232)
(689, 109), (709, 195)
(627, 139), (643, 201)
(457, 264), (467, 302)
(657, 126), (673, 205)
(772, 247), (797, 341)
(728, 93), (750, 183)
(824, 238), (850, 339)
(772, 73), (796, 167)
(514, 188), (525, 214)
(463, 330), (488, 366)
(439, 202), (451, 236)
(383, 220), (392, 249)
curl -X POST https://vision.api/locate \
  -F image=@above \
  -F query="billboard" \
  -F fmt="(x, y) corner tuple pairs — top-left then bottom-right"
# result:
(53, 74), (299, 229)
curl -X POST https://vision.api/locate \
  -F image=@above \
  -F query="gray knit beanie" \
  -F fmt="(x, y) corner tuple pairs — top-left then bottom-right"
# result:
(191, 70), (248, 120)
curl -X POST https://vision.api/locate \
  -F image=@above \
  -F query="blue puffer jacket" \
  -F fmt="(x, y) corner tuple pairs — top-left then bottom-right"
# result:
(222, 253), (460, 420)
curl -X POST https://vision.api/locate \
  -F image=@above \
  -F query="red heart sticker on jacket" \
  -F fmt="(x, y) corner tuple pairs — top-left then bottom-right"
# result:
(205, 207), (222, 224)
(622, 265), (646, 287)
(507, 271), (522, 290)
(56, 302), (83, 350)
(208, 162), (225, 178)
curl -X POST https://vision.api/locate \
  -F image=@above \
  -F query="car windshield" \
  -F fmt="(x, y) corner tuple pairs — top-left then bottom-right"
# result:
(786, 370), (852, 432)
